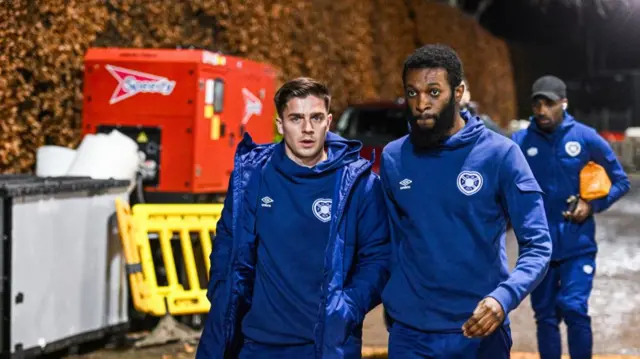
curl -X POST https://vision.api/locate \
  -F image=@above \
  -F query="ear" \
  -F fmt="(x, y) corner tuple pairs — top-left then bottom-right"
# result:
(276, 117), (284, 135)
(326, 113), (333, 134)
(455, 82), (465, 103)
(562, 100), (568, 111)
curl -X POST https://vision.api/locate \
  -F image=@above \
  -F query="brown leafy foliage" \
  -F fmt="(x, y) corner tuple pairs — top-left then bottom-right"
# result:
(1, 0), (516, 174)
(1, 0), (108, 173)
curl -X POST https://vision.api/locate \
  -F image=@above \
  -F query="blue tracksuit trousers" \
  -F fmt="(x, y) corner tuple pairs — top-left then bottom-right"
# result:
(239, 340), (315, 358)
(388, 322), (512, 359)
(238, 338), (362, 359)
(531, 254), (596, 359)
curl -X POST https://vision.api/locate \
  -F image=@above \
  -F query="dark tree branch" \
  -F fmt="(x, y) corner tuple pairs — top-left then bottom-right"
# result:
(473, 0), (494, 21)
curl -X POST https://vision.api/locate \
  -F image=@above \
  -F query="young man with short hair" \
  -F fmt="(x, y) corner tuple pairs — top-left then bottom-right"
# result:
(196, 77), (390, 359)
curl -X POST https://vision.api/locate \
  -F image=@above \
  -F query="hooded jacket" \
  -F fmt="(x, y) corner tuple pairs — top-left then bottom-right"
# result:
(381, 112), (552, 331)
(511, 113), (630, 261)
(196, 132), (390, 359)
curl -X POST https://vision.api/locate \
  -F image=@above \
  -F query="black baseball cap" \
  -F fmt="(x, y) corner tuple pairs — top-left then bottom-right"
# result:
(531, 75), (566, 101)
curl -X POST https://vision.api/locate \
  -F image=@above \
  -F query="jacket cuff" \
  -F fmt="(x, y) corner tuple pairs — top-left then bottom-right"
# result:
(344, 287), (367, 323)
(589, 197), (606, 214)
(486, 286), (515, 316)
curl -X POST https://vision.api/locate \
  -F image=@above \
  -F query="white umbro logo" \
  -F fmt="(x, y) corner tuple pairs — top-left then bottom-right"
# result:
(399, 178), (412, 190)
(261, 196), (273, 208)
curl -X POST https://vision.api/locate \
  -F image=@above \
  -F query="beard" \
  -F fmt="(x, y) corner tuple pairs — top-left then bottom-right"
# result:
(407, 94), (457, 152)
(534, 114), (561, 133)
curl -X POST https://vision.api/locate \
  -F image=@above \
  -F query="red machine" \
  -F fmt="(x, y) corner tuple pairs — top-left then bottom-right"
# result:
(81, 48), (277, 197)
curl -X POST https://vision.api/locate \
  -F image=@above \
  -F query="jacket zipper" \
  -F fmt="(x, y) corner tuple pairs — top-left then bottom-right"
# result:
(315, 162), (371, 359)
(550, 132), (562, 258)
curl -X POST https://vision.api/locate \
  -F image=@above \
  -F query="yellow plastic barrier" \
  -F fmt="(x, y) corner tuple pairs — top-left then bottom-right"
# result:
(115, 199), (223, 316)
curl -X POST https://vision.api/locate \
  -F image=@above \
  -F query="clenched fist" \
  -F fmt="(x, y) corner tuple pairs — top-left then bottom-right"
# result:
(462, 297), (505, 338)
(563, 196), (593, 224)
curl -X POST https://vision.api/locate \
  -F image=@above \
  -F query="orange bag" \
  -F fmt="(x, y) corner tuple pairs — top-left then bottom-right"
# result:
(580, 161), (611, 200)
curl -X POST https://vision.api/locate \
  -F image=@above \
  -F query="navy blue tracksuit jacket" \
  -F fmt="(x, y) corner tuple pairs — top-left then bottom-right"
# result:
(511, 113), (630, 261)
(511, 113), (630, 359)
(196, 132), (390, 359)
(381, 112), (552, 358)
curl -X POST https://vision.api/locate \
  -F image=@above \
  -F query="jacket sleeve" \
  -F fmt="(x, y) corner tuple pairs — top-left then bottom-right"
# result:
(586, 130), (631, 213)
(379, 152), (401, 271)
(198, 172), (236, 359)
(510, 130), (523, 145)
(344, 171), (391, 317)
(487, 145), (552, 315)
(207, 171), (235, 298)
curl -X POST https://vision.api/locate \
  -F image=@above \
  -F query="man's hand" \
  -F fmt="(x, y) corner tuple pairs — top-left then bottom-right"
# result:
(462, 297), (505, 338)
(563, 196), (592, 223)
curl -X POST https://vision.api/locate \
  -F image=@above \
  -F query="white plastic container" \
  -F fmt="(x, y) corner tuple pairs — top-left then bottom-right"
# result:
(36, 146), (77, 177)
(66, 130), (140, 186)
(106, 130), (141, 181)
(66, 133), (109, 178)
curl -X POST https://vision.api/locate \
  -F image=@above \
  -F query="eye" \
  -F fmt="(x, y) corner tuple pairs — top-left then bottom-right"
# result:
(312, 114), (324, 121)
(407, 89), (417, 97)
(429, 89), (441, 97)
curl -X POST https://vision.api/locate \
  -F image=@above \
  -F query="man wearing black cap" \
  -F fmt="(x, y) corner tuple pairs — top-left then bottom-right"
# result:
(511, 75), (630, 359)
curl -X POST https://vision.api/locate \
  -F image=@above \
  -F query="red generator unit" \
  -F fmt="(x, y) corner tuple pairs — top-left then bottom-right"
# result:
(81, 48), (277, 201)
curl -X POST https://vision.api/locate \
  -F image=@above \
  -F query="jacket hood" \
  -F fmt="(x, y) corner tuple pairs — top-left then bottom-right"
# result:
(439, 110), (485, 149)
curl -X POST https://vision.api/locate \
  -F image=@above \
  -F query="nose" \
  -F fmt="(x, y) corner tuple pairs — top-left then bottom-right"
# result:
(302, 118), (314, 133)
(415, 93), (432, 114)
(536, 105), (550, 117)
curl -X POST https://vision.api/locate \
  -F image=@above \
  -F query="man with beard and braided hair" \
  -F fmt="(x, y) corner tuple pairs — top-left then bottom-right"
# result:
(379, 44), (553, 358)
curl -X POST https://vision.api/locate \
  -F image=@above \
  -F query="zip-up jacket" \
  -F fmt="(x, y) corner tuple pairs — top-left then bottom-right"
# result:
(381, 113), (552, 331)
(511, 113), (630, 261)
(196, 132), (391, 359)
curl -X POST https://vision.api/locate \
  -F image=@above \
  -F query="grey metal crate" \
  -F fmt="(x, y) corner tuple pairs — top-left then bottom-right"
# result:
(0, 176), (131, 357)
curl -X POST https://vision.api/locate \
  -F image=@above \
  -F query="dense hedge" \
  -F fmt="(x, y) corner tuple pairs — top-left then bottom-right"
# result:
(0, 0), (516, 174)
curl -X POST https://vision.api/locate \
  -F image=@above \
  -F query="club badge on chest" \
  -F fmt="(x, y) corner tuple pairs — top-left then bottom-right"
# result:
(457, 171), (483, 196)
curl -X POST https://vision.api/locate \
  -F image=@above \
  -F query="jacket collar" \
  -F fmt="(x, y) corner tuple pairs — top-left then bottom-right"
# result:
(235, 131), (373, 171)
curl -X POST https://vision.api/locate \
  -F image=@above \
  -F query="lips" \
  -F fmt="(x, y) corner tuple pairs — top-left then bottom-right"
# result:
(300, 139), (315, 148)
(416, 117), (436, 128)
(537, 117), (551, 125)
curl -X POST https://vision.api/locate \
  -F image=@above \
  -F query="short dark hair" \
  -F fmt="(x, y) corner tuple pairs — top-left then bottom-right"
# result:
(402, 44), (464, 90)
(274, 77), (331, 118)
